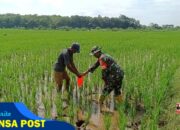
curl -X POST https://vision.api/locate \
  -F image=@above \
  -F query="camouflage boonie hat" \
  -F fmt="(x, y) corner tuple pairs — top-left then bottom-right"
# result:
(90, 46), (101, 55)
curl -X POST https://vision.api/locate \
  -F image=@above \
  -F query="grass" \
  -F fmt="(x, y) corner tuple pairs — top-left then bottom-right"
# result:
(159, 67), (180, 130)
(0, 29), (180, 129)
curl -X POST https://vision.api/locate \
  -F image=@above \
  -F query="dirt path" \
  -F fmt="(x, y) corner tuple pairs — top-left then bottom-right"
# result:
(159, 67), (180, 130)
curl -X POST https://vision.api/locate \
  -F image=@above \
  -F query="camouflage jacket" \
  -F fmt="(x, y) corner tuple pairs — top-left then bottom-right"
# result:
(89, 53), (124, 82)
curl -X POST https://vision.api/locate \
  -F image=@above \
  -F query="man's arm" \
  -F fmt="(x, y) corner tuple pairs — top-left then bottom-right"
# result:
(83, 60), (100, 76)
(64, 52), (81, 77)
(89, 60), (100, 73)
(71, 60), (79, 74)
(67, 63), (81, 77)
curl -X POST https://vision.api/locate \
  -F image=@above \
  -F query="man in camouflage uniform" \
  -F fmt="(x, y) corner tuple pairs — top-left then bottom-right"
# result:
(83, 46), (124, 112)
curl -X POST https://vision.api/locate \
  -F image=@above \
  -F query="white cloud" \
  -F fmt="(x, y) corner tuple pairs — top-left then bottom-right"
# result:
(0, 0), (135, 16)
(153, 0), (171, 2)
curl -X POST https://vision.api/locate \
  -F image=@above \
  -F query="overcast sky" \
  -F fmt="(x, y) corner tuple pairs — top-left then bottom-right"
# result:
(0, 0), (180, 26)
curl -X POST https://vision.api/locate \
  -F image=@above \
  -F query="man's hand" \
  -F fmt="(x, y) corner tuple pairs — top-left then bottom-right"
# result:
(77, 73), (82, 78)
(76, 69), (90, 78)
(81, 70), (89, 76)
(67, 63), (82, 78)
(77, 72), (86, 78)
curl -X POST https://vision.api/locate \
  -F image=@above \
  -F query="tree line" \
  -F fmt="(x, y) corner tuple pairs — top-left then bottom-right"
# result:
(0, 14), (141, 29)
(0, 14), (179, 29)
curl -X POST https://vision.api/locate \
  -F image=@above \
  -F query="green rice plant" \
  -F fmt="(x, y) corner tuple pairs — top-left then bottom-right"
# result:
(117, 103), (127, 130)
(103, 113), (112, 130)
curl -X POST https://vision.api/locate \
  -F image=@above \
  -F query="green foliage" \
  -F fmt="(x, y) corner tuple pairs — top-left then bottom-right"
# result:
(103, 113), (112, 130)
(0, 14), (141, 29)
(118, 103), (127, 130)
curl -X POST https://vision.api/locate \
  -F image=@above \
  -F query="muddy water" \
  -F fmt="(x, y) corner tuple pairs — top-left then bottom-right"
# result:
(36, 87), (45, 118)
(35, 83), (143, 130)
(35, 83), (118, 129)
(74, 85), (119, 130)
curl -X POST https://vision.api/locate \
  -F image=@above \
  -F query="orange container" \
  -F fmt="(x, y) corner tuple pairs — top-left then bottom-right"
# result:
(77, 76), (84, 88)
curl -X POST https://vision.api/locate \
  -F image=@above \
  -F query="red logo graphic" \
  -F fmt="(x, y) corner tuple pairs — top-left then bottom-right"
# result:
(176, 103), (180, 114)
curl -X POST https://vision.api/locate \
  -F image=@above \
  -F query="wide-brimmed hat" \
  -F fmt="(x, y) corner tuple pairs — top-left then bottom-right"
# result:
(90, 46), (101, 55)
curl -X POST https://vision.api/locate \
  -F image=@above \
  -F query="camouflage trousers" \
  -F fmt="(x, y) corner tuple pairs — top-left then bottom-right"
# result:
(101, 68), (124, 96)
(102, 75), (124, 97)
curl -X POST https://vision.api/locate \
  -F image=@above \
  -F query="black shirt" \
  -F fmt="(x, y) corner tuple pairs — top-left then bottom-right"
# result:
(54, 48), (73, 72)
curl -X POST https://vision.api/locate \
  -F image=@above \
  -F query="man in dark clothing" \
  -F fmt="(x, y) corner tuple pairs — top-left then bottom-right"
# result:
(83, 46), (124, 112)
(54, 43), (81, 94)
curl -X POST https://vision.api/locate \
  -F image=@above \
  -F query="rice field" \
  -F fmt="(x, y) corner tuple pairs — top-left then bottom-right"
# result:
(0, 29), (179, 130)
